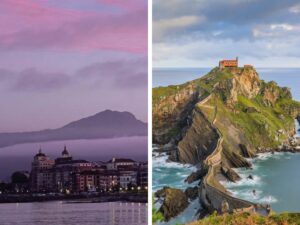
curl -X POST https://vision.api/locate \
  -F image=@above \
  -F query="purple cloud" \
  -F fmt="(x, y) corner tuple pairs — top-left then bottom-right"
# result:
(76, 57), (147, 88)
(12, 68), (71, 92)
(0, 0), (147, 54)
(0, 69), (14, 80)
(1, 56), (147, 92)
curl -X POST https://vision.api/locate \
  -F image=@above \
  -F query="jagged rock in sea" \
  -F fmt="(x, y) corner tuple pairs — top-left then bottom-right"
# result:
(155, 187), (189, 221)
(185, 186), (199, 200)
(185, 169), (207, 184)
(223, 150), (252, 168)
(221, 166), (241, 182)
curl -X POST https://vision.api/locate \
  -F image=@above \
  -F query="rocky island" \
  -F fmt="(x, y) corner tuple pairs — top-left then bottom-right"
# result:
(153, 65), (300, 222)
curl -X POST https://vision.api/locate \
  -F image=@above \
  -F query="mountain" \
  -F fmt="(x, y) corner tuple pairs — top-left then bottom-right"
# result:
(0, 110), (147, 148)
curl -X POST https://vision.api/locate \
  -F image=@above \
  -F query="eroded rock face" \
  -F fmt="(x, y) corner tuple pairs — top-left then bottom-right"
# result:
(177, 109), (219, 164)
(234, 68), (261, 99)
(223, 150), (252, 168)
(155, 187), (189, 221)
(215, 68), (261, 106)
(153, 83), (199, 144)
(239, 144), (256, 158)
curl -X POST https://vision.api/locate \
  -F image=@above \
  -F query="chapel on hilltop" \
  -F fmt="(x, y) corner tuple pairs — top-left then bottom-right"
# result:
(219, 57), (253, 69)
(219, 57), (238, 69)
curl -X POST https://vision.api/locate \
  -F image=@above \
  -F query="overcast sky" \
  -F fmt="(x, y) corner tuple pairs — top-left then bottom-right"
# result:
(0, 0), (147, 132)
(153, 0), (300, 68)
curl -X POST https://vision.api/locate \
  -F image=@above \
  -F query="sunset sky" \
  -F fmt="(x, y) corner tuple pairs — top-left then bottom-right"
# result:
(153, 0), (300, 68)
(0, 0), (147, 132)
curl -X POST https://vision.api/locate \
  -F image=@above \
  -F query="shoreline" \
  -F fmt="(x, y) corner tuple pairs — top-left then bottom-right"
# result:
(0, 192), (148, 204)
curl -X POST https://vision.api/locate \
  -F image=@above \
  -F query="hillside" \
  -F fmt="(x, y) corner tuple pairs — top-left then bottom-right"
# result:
(153, 67), (300, 164)
(187, 212), (300, 225)
(0, 110), (147, 148)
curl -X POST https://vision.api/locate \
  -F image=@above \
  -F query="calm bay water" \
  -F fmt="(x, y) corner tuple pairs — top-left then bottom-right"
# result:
(0, 201), (147, 225)
(153, 68), (300, 217)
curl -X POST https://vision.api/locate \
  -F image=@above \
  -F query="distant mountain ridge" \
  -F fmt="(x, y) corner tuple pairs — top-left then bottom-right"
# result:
(0, 110), (147, 148)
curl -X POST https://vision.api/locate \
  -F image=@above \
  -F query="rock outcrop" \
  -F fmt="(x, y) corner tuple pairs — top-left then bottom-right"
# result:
(185, 186), (199, 200)
(185, 168), (207, 184)
(221, 166), (241, 182)
(155, 187), (189, 221)
(239, 144), (256, 158)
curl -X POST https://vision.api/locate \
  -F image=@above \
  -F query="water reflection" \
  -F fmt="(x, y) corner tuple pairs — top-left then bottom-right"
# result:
(0, 201), (147, 225)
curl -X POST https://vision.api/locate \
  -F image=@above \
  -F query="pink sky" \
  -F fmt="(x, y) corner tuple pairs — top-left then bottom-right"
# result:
(0, 0), (147, 132)
(0, 0), (147, 53)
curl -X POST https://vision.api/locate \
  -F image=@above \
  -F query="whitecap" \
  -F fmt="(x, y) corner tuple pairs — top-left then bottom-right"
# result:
(255, 152), (273, 161)
(260, 195), (278, 204)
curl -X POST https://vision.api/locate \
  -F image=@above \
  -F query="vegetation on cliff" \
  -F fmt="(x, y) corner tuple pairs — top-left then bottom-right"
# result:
(187, 212), (300, 225)
(153, 67), (300, 159)
(152, 204), (164, 223)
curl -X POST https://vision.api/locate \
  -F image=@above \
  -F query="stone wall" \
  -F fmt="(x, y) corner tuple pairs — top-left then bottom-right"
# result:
(200, 179), (253, 213)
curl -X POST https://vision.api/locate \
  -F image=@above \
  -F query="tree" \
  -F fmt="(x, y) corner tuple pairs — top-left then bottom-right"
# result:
(11, 172), (29, 184)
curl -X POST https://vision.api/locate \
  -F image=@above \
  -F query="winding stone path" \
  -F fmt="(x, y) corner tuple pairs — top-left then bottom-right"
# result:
(198, 94), (270, 215)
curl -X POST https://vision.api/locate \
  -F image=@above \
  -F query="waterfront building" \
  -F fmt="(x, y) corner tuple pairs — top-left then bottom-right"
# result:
(119, 165), (138, 188)
(76, 170), (98, 192)
(30, 148), (55, 192)
(54, 146), (93, 192)
(99, 170), (119, 191)
(106, 158), (136, 170)
(137, 162), (148, 188)
(30, 147), (145, 193)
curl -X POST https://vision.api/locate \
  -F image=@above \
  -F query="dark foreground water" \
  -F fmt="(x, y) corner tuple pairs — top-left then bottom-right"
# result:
(0, 201), (147, 225)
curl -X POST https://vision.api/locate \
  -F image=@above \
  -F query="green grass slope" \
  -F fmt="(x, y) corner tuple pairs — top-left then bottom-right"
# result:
(188, 212), (300, 225)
